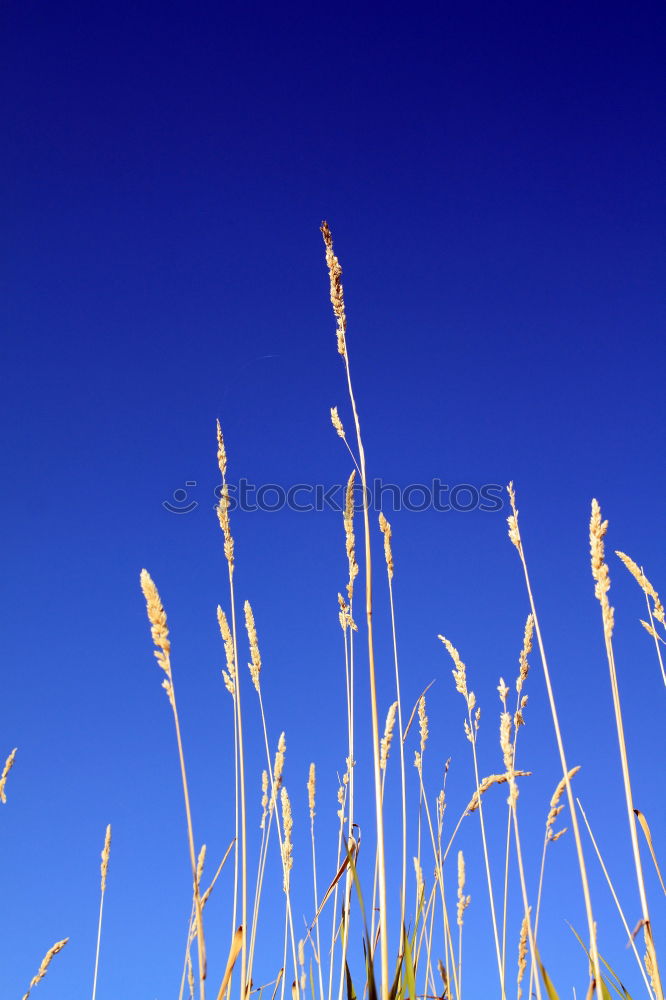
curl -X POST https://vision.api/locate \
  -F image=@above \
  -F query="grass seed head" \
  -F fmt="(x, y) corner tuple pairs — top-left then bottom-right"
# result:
(0, 748), (17, 804)
(320, 221), (347, 357)
(590, 500), (614, 638)
(379, 512), (394, 579)
(380, 701), (398, 770)
(307, 762), (316, 820)
(330, 406), (345, 439)
(22, 939), (69, 1000)
(244, 600), (262, 692)
(100, 824), (112, 892)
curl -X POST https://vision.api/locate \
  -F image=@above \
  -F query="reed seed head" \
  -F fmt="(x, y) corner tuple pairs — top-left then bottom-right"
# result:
(457, 850), (470, 926)
(590, 500), (614, 638)
(500, 711), (513, 773)
(22, 939), (69, 1000)
(418, 695), (429, 754)
(320, 221), (347, 357)
(616, 551), (665, 625)
(140, 570), (174, 705)
(196, 844), (206, 888)
(244, 600), (262, 693)
(271, 732), (286, 812)
(641, 620), (665, 643)
(378, 512), (394, 579)
(439, 635), (469, 702)
(217, 605), (236, 695)
(547, 765), (581, 835)
(517, 908), (531, 998)
(344, 470), (359, 601)
(0, 748), (17, 804)
(260, 770), (269, 829)
(307, 762), (316, 820)
(337, 781), (345, 823)
(506, 482), (521, 550)
(216, 484), (235, 571)
(216, 419), (227, 478)
(516, 614), (534, 693)
(100, 824), (112, 892)
(330, 406), (345, 439)
(280, 786), (293, 893)
(380, 701), (398, 770)
(465, 771), (530, 814)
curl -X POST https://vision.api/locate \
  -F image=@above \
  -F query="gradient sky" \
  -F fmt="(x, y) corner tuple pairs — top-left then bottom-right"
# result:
(3, 2), (665, 998)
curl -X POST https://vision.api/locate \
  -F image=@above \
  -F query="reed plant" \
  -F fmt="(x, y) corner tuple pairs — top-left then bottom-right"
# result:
(4, 224), (664, 1000)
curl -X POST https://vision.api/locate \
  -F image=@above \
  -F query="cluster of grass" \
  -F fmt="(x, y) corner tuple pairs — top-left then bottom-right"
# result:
(3, 225), (664, 1000)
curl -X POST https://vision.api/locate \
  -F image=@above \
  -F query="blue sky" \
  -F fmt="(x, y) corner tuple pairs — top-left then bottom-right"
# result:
(2, 2), (665, 997)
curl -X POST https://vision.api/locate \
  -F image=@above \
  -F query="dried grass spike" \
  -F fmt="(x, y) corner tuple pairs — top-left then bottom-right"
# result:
(320, 221), (347, 356)
(307, 763), (316, 819)
(331, 406), (345, 439)
(0, 747), (17, 804)
(100, 824), (112, 892)
(439, 635), (468, 700)
(590, 500), (614, 638)
(547, 765), (582, 832)
(418, 695), (429, 754)
(344, 470), (359, 600)
(517, 907), (531, 999)
(380, 702), (398, 770)
(280, 787), (294, 893)
(378, 512), (394, 579)
(244, 600), (262, 692)
(506, 482), (521, 550)
(22, 939), (69, 1000)
(216, 419), (227, 478)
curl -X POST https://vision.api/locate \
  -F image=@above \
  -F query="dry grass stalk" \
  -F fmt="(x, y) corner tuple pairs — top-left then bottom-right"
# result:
(22, 939), (68, 1000)
(440, 635), (505, 997)
(507, 483), (602, 995)
(378, 509), (407, 958)
(0, 747), (17, 803)
(577, 799), (656, 999)
(140, 569), (207, 997)
(321, 221), (389, 1000)
(590, 502), (663, 1000)
(214, 422), (248, 995)
(92, 825), (111, 1000)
